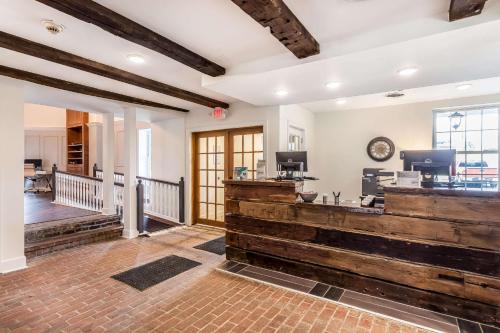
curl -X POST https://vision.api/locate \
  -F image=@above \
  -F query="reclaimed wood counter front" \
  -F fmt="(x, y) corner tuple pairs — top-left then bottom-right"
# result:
(223, 180), (500, 326)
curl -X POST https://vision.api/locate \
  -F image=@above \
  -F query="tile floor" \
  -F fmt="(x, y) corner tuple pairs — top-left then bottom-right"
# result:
(218, 261), (499, 333)
(0, 226), (436, 332)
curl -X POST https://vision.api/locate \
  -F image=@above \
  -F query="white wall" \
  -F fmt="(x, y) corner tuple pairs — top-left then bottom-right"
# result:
(0, 78), (26, 273)
(24, 104), (67, 171)
(24, 104), (66, 129)
(151, 117), (186, 182)
(313, 94), (500, 200)
(24, 129), (67, 171)
(185, 102), (280, 225)
(149, 102), (280, 224)
(279, 104), (316, 190)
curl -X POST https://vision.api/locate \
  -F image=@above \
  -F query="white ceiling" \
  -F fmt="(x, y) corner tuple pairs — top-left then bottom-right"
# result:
(0, 0), (499, 116)
(204, 18), (500, 106)
(300, 76), (500, 112)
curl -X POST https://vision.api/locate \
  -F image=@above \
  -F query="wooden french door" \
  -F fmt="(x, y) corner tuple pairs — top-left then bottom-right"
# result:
(193, 126), (264, 227)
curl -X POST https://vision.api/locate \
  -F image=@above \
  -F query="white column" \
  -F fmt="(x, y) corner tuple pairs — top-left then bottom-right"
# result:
(122, 107), (139, 239)
(0, 78), (26, 273)
(88, 113), (103, 174)
(102, 113), (115, 215)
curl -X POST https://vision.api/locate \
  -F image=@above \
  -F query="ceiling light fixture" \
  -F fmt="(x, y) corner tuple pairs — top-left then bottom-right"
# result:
(41, 20), (64, 35)
(126, 53), (145, 64)
(456, 83), (472, 91)
(449, 111), (465, 130)
(336, 98), (347, 105)
(386, 91), (405, 98)
(275, 89), (288, 97)
(397, 67), (418, 77)
(325, 81), (341, 89)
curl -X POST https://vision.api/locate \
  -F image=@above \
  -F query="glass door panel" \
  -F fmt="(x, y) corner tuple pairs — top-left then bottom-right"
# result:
(193, 126), (263, 227)
(231, 129), (264, 181)
(194, 131), (227, 227)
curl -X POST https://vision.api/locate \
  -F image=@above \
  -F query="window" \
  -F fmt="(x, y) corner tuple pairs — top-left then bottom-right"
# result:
(433, 107), (499, 190)
(138, 128), (151, 178)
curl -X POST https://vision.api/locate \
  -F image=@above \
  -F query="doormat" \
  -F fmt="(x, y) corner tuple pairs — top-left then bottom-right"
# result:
(112, 255), (201, 291)
(194, 236), (226, 255)
(144, 217), (176, 233)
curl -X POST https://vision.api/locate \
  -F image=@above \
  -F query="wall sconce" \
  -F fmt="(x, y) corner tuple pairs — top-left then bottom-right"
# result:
(449, 111), (464, 130)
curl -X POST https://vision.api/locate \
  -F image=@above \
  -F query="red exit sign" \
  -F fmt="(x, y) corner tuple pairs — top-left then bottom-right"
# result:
(211, 107), (227, 120)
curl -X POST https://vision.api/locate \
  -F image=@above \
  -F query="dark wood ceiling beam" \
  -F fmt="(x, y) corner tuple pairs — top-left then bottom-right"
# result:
(231, 0), (319, 59)
(449, 0), (488, 21)
(35, 0), (225, 77)
(0, 31), (228, 109)
(0, 65), (188, 112)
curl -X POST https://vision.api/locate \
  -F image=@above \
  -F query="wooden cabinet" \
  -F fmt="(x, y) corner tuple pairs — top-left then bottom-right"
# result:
(66, 109), (86, 128)
(66, 110), (89, 175)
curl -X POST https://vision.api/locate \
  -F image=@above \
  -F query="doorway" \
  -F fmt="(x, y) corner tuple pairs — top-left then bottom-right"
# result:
(192, 126), (264, 227)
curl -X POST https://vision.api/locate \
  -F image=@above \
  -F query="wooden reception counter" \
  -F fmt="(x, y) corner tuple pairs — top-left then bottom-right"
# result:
(223, 180), (500, 326)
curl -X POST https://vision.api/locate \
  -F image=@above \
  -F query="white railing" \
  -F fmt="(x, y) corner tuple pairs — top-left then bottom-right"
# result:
(59, 165), (185, 224)
(95, 170), (124, 184)
(54, 171), (124, 216)
(140, 177), (180, 223)
(94, 167), (184, 223)
(54, 171), (103, 212)
(113, 183), (124, 216)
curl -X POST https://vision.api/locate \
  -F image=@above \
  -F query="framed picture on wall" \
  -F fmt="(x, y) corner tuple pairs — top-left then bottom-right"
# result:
(288, 124), (305, 151)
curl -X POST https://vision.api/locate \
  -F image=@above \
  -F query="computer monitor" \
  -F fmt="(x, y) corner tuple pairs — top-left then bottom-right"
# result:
(24, 159), (43, 170)
(276, 151), (308, 180)
(400, 149), (456, 187)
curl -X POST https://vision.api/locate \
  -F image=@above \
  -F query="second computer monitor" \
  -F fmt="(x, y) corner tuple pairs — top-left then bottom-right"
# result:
(276, 151), (308, 172)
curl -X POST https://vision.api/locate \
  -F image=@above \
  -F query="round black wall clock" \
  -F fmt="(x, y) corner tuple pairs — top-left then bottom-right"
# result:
(367, 137), (395, 162)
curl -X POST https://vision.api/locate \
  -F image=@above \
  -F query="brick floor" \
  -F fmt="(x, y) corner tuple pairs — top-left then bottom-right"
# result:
(0, 226), (431, 333)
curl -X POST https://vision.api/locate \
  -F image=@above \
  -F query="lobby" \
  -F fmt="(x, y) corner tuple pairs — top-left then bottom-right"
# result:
(0, 1), (499, 332)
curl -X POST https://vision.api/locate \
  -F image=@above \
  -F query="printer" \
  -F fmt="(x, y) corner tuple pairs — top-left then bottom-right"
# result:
(361, 168), (395, 207)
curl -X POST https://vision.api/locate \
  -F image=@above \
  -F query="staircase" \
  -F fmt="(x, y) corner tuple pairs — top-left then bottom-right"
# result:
(25, 214), (123, 258)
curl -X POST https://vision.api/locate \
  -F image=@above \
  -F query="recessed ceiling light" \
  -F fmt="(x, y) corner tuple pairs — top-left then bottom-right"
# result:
(386, 91), (405, 98)
(41, 19), (64, 35)
(275, 89), (288, 97)
(397, 67), (419, 77)
(456, 83), (472, 91)
(126, 53), (145, 64)
(336, 98), (347, 105)
(325, 81), (341, 89)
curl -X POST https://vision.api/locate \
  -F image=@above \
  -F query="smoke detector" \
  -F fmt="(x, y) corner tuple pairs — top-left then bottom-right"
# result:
(42, 20), (64, 35)
(386, 91), (405, 98)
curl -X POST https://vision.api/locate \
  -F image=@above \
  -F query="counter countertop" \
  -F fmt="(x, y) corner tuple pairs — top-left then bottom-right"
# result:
(297, 200), (384, 215)
(384, 186), (500, 198)
(223, 179), (301, 187)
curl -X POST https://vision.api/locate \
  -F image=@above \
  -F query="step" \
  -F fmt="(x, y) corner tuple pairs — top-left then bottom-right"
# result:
(25, 214), (123, 258)
(25, 224), (123, 258)
(25, 214), (121, 243)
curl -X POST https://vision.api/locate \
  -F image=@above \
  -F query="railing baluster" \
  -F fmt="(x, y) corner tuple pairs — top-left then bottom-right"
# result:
(55, 168), (184, 224)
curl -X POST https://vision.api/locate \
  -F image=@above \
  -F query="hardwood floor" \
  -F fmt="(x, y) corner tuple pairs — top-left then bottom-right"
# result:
(24, 192), (98, 224)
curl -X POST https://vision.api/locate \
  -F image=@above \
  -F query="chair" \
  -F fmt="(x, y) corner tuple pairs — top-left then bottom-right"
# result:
(24, 163), (37, 193)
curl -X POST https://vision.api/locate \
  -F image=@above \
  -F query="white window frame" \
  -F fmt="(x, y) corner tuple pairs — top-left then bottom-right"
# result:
(432, 105), (500, 190)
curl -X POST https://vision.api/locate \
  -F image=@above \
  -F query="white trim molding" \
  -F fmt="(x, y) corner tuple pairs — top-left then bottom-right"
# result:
(0, 255), (27, 274)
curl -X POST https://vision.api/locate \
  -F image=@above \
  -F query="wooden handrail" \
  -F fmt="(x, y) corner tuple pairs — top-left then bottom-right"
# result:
(57, 164), (184, 224)
(55, 170), (124, 187)
(136, 176), (179, 187)
(94, 166), (180, 187)
(56, 169), (102, 182)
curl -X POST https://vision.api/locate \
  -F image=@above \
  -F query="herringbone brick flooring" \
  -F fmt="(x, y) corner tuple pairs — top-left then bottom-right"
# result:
(0, 227), (430, 333)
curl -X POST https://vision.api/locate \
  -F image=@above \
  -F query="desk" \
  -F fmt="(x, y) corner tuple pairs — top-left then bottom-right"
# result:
(24, 171), (52, 193)
(223, 180), (500, 326)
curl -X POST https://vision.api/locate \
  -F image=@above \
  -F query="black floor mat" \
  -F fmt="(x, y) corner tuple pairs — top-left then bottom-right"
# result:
(144, 217), (176, 233)
(112, 255), (201, 291)
(194, 236), (226, 255)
